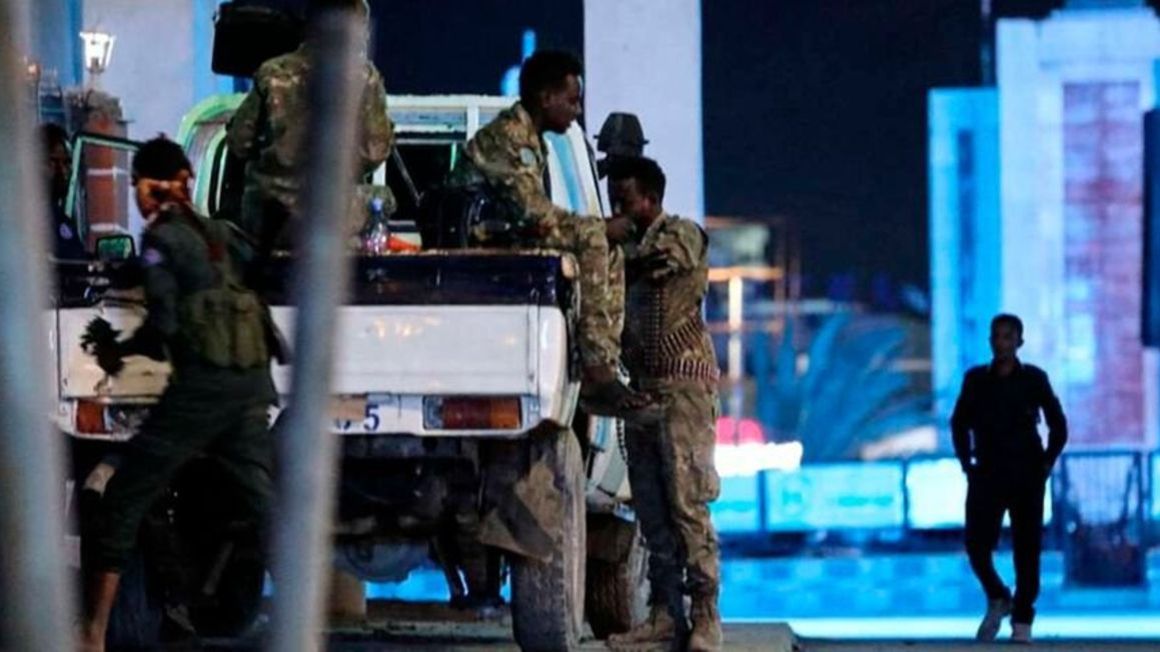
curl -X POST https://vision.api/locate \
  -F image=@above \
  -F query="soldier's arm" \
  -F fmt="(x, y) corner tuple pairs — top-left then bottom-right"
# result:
(643, 220), (708, 279)
(470, 128), (575, 229)
(118, 231), (178, 360)
(226, 78), (265, 159)
(358, 66), (394, 175)
(222, 220), (260, 285)
(949, 372), (975, 473)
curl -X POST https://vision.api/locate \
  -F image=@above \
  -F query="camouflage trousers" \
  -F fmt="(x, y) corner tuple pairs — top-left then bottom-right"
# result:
(625, 381), (721, 600)
(535, 214), (624, 370)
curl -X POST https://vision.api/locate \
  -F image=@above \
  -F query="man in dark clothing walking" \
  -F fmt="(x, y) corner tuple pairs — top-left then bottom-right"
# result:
(951, 313), (1067, 644)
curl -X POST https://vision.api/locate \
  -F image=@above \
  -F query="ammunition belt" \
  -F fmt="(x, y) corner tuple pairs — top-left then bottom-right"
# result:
(648, 357), (720, 383)
(654, 314), (708, 365)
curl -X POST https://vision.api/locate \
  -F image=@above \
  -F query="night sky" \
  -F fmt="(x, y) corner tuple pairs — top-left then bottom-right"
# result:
(701, 0), (1066, 298)
(266, 0), (1145, 299)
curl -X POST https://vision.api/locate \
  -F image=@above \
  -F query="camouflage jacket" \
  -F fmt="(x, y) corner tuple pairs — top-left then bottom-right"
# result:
(447, 101), (579, 234)
(225, 45), (395, 219)
(622, 213), (719, 385)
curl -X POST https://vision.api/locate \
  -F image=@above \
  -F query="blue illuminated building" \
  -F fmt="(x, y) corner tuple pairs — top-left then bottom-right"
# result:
(930, 5), (1160, 452)
(929, 88), (1002, 424)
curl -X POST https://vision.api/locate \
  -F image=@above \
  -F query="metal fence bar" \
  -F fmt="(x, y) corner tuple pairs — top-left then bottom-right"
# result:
(267, 9), (364, 652)
(0, 1), (75, 649)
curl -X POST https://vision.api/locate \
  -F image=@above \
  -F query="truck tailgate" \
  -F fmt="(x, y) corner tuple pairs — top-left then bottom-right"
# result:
(270, 305), (541, 396)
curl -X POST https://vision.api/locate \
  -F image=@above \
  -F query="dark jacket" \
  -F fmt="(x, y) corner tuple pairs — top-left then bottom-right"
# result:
(950, 360), (1068, 474)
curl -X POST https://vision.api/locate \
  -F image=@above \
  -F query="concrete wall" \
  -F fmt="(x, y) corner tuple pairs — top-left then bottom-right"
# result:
(583, 0), (704, 222)
(82, 0), (232, 141)
(996, 6), (1160, 447)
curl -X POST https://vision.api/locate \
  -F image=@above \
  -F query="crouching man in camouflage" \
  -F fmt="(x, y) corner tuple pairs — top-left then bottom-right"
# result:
(605, 157), (722, 651)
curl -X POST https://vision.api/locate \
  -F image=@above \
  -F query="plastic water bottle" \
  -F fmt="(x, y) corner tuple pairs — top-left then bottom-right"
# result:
(359, 197), (390, 256)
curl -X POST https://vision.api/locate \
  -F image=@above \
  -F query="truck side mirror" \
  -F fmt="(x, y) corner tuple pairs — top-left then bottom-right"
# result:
(96, 234), (136, 262)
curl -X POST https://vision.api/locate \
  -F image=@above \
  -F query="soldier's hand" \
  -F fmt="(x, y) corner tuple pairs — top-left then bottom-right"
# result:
(605, 215), (636, 244)
(80, 317), (121, 352)
(626, 252), (671, 282)
(95, 342), (127, 377)
(81, 317), (127, 376)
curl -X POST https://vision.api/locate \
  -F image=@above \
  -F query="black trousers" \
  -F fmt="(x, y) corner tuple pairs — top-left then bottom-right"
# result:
(964, 467), (1047, 624)
(87, 369), (275, 573)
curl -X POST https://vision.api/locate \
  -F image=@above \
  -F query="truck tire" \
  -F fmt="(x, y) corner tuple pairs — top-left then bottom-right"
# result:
(585, 525), (649, 639)
(511, 429), (586, 651)
(188, 543), (265, 637)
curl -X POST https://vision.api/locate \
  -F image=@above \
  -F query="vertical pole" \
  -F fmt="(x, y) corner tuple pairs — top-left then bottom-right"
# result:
(727, 274), (744, 447)
(267, 9), (363, 652)
(980, 0), (994, 86)
(0, 0), (75, 649)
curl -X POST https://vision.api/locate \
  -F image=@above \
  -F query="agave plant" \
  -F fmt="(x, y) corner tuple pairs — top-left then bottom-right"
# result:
(755, 312), (932, 462)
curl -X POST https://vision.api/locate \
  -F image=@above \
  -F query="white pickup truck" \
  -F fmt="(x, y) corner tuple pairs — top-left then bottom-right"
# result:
(55, 95), (647, 649)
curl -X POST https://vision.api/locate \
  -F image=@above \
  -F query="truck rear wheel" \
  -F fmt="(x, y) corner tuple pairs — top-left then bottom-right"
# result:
(585, 524), (649, 639)
(511, 429), (586, 651)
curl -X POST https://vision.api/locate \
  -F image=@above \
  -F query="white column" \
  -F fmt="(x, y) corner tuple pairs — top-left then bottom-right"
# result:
(83, 0), (196, 140)
(584, 0), (704, 223)
(997, 19), (1052, 369)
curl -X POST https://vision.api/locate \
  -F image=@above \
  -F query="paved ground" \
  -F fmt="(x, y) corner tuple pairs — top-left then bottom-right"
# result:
(189, 601), (1160, 650)
(338, 603), (1160, 651)
(333, 601), (798, 650)
(803, 643), (1160, 651)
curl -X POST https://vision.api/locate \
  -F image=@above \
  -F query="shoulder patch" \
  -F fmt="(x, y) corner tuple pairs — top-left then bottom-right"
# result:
(58, 223), (74, 240)
(142, 247), (165, 267)
(519, 147), (538, 167)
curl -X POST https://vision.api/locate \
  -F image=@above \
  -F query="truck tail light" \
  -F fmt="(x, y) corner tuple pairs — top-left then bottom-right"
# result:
(423, 396), (521, 431)
(73, 401), (148, 436)
(75, 400), (108, 434)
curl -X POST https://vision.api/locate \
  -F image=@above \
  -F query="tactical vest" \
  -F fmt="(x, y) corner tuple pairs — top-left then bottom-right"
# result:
(174, 217), (272, 369)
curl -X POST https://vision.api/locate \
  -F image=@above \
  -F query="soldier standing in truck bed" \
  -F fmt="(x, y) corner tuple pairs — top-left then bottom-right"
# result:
(225, 0), (394, 254)
(605, 156), (723, 652)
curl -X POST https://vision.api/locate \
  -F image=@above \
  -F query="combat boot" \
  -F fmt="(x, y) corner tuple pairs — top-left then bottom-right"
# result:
(688, 597), (722, 652)
(606, 605), (678, 648)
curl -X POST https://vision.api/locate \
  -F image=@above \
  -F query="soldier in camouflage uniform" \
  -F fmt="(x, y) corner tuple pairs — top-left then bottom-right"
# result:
(446, 49), (656, 420)
(605, 157), (723, 652)
(77, 138), (278, 652)
(225, 0), (394, 253)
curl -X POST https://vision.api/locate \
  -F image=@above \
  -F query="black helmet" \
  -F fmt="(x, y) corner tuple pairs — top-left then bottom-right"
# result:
(597, 112), (648, 158)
